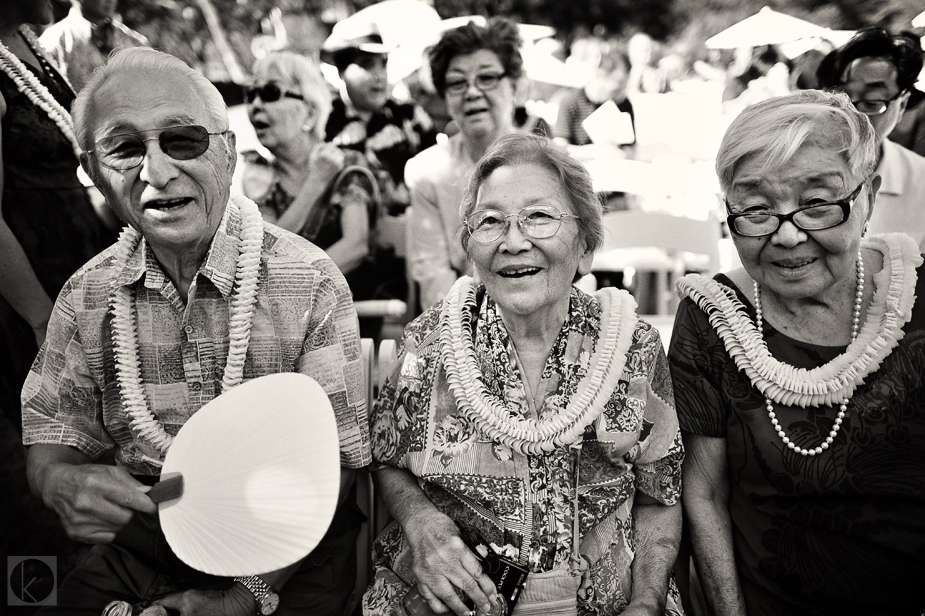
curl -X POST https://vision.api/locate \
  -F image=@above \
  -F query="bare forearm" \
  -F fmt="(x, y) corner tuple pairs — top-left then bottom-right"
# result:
(373, 466), (438, 527)
(685, 498), (746, 616)
(276, 183), (328, 234)
(0, 219), (54, 329)
(26, 443), (90, 499)
(324, 236), (367, 274)
(629, 498), (681, 613)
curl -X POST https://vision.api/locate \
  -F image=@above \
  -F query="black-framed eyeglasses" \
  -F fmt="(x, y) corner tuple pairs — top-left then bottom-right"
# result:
(87, 125), (226, 170)
(725, 184), (864, 237)
(244, 82), (304, 104)
(444, 72), (506, 96)
(464, 205), (579, 244)
(850, 90), (906, 116)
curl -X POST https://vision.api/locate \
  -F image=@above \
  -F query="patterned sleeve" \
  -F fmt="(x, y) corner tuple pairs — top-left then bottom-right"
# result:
(667, 297), (729, 437)
(553, 92), (577, 142)
(21, 280), (112, 458)
(625, 322), (684, 506)
(295, 263), (371, 468)
(405, 156), (458, 310)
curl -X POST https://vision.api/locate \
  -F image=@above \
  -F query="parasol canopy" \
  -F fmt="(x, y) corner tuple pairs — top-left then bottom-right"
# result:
(705, 7), (829, 49)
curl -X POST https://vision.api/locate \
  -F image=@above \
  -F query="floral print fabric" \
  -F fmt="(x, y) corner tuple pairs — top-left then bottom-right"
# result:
(365, 286), (684, 615)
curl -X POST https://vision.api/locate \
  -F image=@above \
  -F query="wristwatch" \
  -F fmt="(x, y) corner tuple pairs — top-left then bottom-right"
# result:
(234, 575), (280, 615)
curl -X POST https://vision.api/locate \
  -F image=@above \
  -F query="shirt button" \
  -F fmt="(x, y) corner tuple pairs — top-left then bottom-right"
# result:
(189, 382), (202, 392)
(184, 325), (194, 334)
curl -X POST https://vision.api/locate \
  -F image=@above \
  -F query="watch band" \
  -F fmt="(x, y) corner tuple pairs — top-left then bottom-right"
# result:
(234, 575), (277, 614)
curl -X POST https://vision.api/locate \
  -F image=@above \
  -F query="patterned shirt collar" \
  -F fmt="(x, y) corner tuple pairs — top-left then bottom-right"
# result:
(111, 200), (241, 299)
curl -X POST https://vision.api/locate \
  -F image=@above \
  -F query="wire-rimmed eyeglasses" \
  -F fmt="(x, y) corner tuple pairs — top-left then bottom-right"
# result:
(725, 184), (864, 237)
(464, 205), (579, 244)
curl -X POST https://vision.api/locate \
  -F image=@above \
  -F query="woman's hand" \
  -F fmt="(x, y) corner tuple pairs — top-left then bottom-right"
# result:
(308, 142), (345, 187)
(404, 508), (497, 616)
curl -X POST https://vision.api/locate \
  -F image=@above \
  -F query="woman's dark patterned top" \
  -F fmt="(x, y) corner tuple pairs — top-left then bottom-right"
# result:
(668, 268), (925, 616)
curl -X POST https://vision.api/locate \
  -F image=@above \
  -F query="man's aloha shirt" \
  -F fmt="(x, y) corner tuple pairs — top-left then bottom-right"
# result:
(364, 286), (684, 615)
(22, 199), (371, 475)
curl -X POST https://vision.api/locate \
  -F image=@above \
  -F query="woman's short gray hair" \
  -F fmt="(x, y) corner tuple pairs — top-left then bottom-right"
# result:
(460, 133), (604, 260)
(716, 90), (880, 195)
(72, 48), (228, 151)
(252, 51), (332, 141)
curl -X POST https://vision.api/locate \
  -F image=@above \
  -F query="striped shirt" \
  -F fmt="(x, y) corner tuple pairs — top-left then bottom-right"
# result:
(22, 199), (370, 475)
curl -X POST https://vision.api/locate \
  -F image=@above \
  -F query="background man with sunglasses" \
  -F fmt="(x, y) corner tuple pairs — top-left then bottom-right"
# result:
(818, 27), (925, 250)
(20, 48), (370, 616)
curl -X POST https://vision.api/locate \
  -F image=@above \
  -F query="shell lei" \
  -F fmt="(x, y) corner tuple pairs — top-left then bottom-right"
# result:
(676, 233), (922, 409)
(0, 27), (82, 159)
(440, 276), (639, 455)
(110, 196), (264, 455)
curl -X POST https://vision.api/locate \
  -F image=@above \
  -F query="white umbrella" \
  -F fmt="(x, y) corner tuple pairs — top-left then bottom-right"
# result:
(705, 6), (829, 49)
(913, 10), (925, 28)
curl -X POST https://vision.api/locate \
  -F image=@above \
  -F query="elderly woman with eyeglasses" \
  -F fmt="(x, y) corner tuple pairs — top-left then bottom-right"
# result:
(406, 17), (539, 312)
(668, 90), (925, 616)
(363, 134), (684, 616)
(240, 51), (380, 303)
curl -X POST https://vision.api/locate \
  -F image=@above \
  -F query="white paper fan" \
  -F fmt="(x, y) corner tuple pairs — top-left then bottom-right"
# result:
(158, 373), (341, 577)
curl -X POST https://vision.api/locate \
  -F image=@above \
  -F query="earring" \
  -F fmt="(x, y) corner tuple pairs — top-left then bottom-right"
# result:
(863, 221), (870, 237)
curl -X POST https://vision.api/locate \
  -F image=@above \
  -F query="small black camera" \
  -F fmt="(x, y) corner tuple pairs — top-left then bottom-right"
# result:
(401, 521), (529, 616)
(455, 521), (529, 616)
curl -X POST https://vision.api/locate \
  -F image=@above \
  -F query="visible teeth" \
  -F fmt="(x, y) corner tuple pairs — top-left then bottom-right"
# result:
(501, 267), (539, 276)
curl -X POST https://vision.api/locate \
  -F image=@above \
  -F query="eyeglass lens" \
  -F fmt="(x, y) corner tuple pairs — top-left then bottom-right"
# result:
(732, 204), (847, 236)
(467, 205), (568, 243)
(94, 125), (212, 170)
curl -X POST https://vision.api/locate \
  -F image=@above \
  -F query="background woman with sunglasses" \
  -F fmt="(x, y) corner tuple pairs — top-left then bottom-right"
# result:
(365, 134), (684, 616)
(669, 90), (925, 616)
(406, 17), (535, 312)
(240, 51), (381, 314)
(0, 0), (114, 432)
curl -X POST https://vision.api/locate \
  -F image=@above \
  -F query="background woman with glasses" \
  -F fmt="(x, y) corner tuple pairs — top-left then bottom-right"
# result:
(364, 134), (684, 616)
(0, 0), (114, 433)
(406, 17), (534, 312)
(239, 51), (383, 331)
(669, 89), (925, 616)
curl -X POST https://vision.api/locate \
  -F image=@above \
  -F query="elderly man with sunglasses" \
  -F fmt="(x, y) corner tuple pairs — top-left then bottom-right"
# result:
(818, 27), (925, 250)
(20, 48), (370, 616)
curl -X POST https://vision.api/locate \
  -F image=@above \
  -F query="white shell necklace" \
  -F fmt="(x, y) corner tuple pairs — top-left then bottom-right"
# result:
(0, 26), (82, 159)
(110, 196), (264, 455)
(753, 251), (863, 456)
(440, 276), (638, 455)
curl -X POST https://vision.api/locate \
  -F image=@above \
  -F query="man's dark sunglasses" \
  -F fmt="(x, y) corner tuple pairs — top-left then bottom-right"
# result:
(244, 82), (304, 104)
(725, 184), (864, 237)
(88, 125), (226, 170)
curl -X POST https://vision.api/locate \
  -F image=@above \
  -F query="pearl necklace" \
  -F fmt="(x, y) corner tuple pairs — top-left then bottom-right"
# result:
(110, 196), (264, 455)
(440, 277), (638, 455)
(0, 26), (82, 159)
(753, 251), (863, 456)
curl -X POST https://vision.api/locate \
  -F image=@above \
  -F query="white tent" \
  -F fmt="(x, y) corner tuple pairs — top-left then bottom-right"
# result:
(705, 7), (829, 49)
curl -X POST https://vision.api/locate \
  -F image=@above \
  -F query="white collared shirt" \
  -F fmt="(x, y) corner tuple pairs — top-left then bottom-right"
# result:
(868, 139), (925, 251)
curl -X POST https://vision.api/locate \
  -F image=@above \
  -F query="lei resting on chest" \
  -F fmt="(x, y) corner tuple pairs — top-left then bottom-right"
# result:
(676, 233), (921, 409)
(439, 276), (639, 455)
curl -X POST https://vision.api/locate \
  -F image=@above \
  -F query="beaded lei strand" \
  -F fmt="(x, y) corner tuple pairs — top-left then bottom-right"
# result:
(0, 26), (82, 159)
(753, 251), (864, 456)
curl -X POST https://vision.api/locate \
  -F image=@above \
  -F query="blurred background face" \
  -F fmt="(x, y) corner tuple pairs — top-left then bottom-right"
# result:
(444, 48), (515, 142)
(247, 65), (313, 152)
(342, 52), (389, 113)
(586, 59), (629, 103)
(78, 0), (118, 22)
(840, 56), (908, 138)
